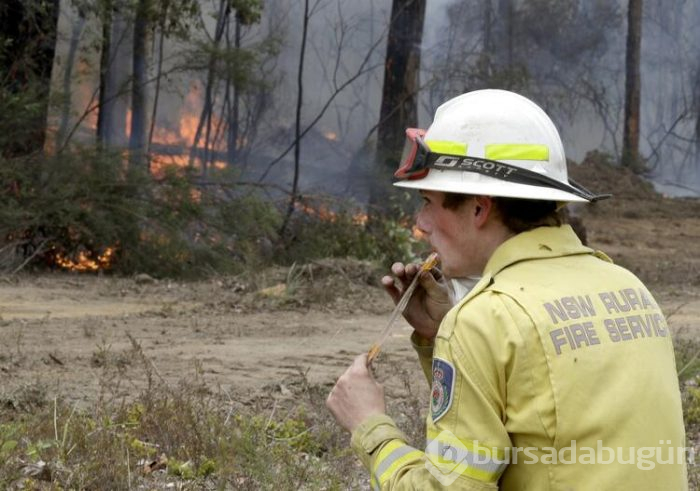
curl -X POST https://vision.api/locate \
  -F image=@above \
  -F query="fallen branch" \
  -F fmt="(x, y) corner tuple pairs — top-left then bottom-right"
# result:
(11, 238), (50, 275)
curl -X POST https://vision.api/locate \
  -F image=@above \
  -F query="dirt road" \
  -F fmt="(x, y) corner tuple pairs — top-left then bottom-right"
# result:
(1, 194), (699, 409)
(0, 272), (428, 407)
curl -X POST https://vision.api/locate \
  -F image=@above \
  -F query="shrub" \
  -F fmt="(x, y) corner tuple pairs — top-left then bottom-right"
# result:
(0, 149), (284, 278)
(280, 197), (426, 268)
(0, 148), (426, 278)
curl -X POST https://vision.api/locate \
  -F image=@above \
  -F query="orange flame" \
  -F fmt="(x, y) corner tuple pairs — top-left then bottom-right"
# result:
(148, 83), (230, 176)
(54, 247), (116, 272)
(151, 84), (226, 151)
(295, 203), (369, 226)
(352, 213), (368, 226)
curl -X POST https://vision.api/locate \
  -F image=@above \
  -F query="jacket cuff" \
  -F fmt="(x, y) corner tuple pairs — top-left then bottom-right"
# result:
(411, 331), (435, 356)
(350, 414), (409, 469)
(411, 332), (434, 384)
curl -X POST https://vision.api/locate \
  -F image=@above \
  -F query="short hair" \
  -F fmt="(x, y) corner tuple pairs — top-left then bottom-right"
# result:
(441, 192), (563, 233)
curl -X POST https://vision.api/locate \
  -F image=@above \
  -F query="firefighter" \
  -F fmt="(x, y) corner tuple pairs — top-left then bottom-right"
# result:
(326, 89), (687, 490)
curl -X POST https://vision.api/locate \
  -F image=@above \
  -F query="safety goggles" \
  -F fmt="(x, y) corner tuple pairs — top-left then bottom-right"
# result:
(395, 128), (432, 180)
(394, 128), (610, 202)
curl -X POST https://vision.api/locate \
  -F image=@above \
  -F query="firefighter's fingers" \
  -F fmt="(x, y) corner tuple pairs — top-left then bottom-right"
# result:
(390, 262), (405, 276)
(429, 266), (444, 282)
(381, 275), (402, 304)
(404, 262), (420, 282)
(350, 353), (371, 376)
(326, 353), (385, 432)
(419, 269), (450, 303)
(391, 262), (418, 288)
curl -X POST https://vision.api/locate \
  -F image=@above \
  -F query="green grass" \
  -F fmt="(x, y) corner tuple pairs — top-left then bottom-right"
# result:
(0, 377), (363, 489)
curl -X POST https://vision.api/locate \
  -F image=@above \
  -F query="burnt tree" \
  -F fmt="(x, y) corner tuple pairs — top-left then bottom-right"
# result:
(96, 0), (113, 146)
(129, 0), (150, 168)
(622, 0), (643, 171)
(372, 0), (426, 212)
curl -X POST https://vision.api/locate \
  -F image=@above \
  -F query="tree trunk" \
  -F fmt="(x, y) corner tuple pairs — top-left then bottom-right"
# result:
(58, 10), (86, 148)
(227, 14), (242, 165)
(495, 0), (514, 68)
(372, 0), (426, 213)
(97, 1), (113, 146)
(0, 0), (60, 157)
(622, 0), (643, 171)
(279, 0), (310, 238)
(98, 11), (131, 148)
(695, 69), (700, 155)
(483, 0), (494, 56)
(129, 0), (150, 169)
(147, 7), (168, 160)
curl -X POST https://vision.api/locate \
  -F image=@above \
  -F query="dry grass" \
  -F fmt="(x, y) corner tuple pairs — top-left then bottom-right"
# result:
(0, 344), (380, 490)
(1, 330), (699, 488)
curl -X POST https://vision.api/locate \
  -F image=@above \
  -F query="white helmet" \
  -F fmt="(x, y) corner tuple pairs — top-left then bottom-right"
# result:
(393, 89), (604, 203)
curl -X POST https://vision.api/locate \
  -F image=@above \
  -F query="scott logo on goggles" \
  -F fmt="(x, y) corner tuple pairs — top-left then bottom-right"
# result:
(432, 155), (518, 179)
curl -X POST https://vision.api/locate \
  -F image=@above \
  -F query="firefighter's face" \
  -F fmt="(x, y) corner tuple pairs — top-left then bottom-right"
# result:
(415, 191), (479, 278)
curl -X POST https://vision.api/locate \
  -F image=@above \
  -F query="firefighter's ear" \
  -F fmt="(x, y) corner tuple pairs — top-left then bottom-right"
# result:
(473, 196), (493, 227)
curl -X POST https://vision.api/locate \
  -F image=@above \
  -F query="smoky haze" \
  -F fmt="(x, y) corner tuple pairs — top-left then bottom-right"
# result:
(50, 0), (700, 201)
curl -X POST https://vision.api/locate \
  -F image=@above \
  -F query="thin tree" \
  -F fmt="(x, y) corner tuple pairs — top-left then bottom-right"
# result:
(129, 0), (150, 168)
(225, 12), (243, 165)
(96, 0), (113, 147)
(147, 1), (168, 159)
(622, 0), (643, 171)
(279, 0), (312, 237)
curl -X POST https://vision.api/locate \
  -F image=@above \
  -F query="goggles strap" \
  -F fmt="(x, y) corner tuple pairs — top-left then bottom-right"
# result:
(421, 152), (611, 202)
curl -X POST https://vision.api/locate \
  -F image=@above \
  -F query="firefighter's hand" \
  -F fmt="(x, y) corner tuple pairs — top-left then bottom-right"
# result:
(326, 354), (386, 433)
(381, 261), (451, 341)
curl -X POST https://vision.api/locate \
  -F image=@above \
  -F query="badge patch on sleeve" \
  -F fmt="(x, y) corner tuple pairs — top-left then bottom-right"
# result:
(431, 358), (455, 422)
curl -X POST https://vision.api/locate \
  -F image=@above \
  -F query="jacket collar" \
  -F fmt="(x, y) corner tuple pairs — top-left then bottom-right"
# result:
(483, 225), (593, 278)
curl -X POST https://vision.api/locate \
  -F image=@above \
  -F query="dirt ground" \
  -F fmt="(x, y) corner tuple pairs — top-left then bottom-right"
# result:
(1, 165), (699, 416)
(0, 262), (429, 408)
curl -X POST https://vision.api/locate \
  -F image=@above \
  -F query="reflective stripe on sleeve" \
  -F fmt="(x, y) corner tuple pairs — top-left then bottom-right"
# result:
(372, 439), (424, 488)
(427, 140), (468, 156)
(485, 143), (549, 161)
(425, 429), (508, 483)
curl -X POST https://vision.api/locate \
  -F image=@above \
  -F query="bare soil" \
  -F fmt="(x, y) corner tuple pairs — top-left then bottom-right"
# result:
(0, 261), (428, 408)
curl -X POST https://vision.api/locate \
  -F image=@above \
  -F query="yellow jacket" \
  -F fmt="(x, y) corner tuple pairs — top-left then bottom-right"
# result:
(351, 225), (687, 490)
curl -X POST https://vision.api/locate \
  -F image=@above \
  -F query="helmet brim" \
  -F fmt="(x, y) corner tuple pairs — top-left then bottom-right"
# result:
(393, 169), (590, 202)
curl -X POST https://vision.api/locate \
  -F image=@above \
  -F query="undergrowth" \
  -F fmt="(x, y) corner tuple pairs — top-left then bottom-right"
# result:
(0, 150), (424, 278)
(1, 331), (699, 488)
(0, 370), (361, 490)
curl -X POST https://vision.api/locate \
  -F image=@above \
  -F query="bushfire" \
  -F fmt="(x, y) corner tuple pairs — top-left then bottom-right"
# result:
(295, 202), (368, 226)
(53, 247), (116, 272)
(294, 202), (424, 240)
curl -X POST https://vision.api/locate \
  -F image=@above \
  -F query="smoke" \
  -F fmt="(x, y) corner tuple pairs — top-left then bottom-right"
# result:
(50, 0), (700, 200)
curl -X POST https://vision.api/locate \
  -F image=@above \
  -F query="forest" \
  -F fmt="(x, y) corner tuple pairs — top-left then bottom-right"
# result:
(1, 0), (699, 276)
